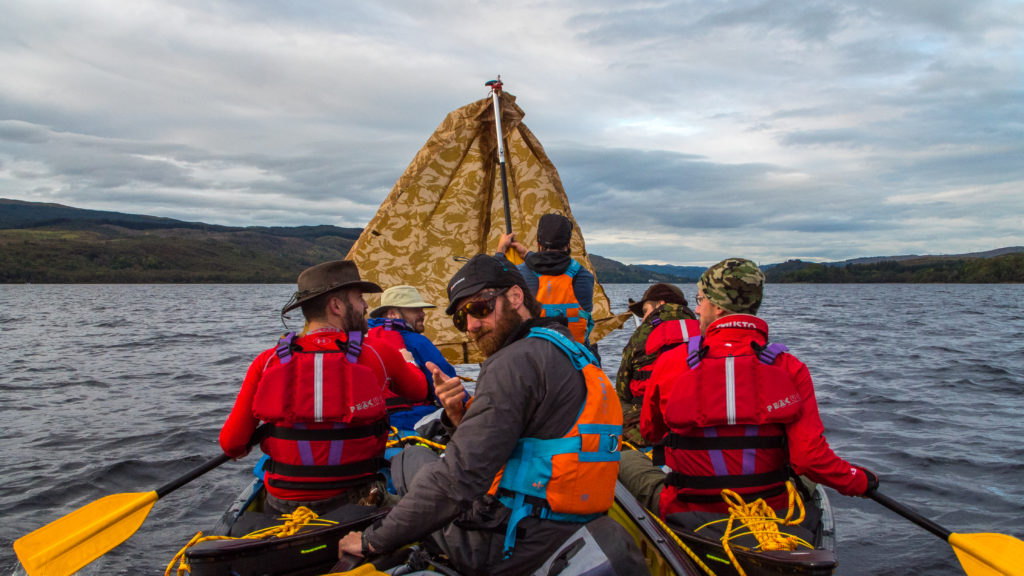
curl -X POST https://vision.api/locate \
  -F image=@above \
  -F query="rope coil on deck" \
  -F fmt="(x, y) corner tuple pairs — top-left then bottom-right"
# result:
(164, 506), (338, 576)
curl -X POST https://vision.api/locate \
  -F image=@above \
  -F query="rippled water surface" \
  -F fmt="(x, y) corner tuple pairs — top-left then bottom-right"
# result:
(2, 283), (1022, 575)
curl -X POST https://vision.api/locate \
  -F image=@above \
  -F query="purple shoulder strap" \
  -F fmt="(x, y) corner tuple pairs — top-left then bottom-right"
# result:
(686, 334), (704, 368)
(275, 332), (298, 364)
(345, 331), (363, 363)
(650, 317), (662, 327)
(754, 341), (789, 364)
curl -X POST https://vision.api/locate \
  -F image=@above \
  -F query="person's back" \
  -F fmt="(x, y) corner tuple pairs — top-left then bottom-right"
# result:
(616, 284), (697, 446)
(624, 258), (877, 525)
(497, 213), (595, 346)
(219, 261), (426, 513)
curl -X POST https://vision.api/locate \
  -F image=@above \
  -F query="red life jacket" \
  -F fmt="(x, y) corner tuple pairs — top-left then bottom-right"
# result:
(536, 259), (593, 344)
(658, 341), (801, 513)
(366, 320), (432, 414)
(252, 332), (389, 496)
(629, 318), (701, 400)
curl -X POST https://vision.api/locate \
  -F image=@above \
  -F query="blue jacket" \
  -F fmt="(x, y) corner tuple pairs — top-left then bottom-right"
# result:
(367, 317), (458, 431)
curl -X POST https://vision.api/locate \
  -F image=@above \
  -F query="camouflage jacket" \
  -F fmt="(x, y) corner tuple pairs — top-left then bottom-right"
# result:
(615, 302), (697, 406)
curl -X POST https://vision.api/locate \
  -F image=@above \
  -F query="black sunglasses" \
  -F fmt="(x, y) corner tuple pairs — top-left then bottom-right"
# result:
(452, 287), (509, 332)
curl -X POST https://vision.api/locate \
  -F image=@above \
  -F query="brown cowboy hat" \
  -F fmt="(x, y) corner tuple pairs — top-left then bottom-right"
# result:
(281, 260), (382, 314)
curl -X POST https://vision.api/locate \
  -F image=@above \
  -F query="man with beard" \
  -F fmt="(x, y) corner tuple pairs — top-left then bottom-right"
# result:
(497, 213), (596, 351)
(367, 285), (458, 432)
(219, 260), (427, 514)
(619, 258), (878, 538)
(338, 255), (643, 575)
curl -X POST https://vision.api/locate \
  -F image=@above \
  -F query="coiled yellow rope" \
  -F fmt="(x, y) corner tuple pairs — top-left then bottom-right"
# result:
(386, 427), (447, 451)
(164, 506), (338, 576)
(692, 481), (812, 576)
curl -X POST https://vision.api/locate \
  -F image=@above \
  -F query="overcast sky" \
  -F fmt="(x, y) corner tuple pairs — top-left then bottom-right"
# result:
(1, 1), (1021, 266)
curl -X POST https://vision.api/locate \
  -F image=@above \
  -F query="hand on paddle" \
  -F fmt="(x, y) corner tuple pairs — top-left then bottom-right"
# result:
(428, 361), (466, 427)
(497, 233), (528, 261)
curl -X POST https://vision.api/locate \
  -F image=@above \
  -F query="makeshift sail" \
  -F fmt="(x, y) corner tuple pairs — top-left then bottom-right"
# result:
(346, 88), (630, 364)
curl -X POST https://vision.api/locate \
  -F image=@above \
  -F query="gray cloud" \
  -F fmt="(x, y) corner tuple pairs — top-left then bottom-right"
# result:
(1, 0), (1021, 265)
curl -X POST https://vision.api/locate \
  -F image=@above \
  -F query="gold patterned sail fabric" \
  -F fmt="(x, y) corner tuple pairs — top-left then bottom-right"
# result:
(346, 92), (630, 364)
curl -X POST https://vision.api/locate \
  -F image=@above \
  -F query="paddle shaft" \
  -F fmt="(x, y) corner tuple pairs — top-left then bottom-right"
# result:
(155, 453), (231, 498)
(489, 84), (513, 235)
(869, 490), (951, 541)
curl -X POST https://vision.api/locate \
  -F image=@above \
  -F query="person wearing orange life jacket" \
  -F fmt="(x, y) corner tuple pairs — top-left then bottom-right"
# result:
(218, 260), (427, 515)
(618, 258), (879, 530)
(616, 283), (698, 446)
(339, 254), (645, 576)
(497, 213), (596, 350)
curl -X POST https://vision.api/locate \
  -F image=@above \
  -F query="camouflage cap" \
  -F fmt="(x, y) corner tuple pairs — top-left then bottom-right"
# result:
(698, 258), (765, 315)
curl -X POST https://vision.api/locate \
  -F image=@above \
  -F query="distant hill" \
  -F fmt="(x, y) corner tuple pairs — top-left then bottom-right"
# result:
(633, 263), (704, 281)
(0, 199), (362, 283)
(3, 198), (1021, 283)
(588, 254), (691, 283)
(765, 251), (1024, 283)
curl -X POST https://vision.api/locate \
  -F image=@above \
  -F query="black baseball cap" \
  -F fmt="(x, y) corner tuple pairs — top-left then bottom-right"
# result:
(445, 254), (528, 315)
(537, 213), (573, 248)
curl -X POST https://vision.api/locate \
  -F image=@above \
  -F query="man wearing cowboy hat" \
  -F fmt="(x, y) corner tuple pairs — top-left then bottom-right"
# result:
(219, 260), (427, 514)
(367, 285), (458, 432)
(616, 283), (697, 447)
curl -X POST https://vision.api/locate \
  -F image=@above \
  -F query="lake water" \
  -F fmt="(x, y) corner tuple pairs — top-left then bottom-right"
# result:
(1, 283), (1022, 575)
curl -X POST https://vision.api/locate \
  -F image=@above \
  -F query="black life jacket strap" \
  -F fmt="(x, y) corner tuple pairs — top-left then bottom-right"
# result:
(266, 420), (390, 441)
(266, 457), (389, 479)
(663, 434), (786, 451)
(266, 474), (382, 492)
(665, 469), (789, 490)
(653, 434), (785, 466)
(671, 483), (788, 504)
(632, 370), (652, 382)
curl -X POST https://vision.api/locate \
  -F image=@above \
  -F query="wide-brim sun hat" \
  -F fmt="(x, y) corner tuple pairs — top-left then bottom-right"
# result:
(369, 285), (436, 317)
(281, 260), (382, 314)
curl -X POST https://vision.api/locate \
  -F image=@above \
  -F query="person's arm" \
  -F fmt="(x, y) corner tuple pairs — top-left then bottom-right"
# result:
(371, 340), (428, 402)
(219, 350), (271, 458)
(496, 232), (529, 260)
(783, 359), (871, 496)
(573, 266), (595, 312)
(363, 352), (539, 553)
(428, 361), (467, 426)
(616, 331), (641, 404)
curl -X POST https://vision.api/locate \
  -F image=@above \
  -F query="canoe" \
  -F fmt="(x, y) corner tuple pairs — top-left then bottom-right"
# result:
(180, 476), (706, 575)
(180, 458), (834, 576)
(664, 482), (838, 576)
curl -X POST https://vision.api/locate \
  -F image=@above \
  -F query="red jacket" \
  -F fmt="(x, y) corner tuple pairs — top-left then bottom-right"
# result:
(641, 315), (869, 516)
(219, 329), (427, 501)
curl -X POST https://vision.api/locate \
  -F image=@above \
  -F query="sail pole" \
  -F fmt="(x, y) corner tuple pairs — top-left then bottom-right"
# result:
(486, 76), (523, 264)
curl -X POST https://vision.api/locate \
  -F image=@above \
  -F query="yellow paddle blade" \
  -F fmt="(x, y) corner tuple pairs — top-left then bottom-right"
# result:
(950, 532), (1024, 576)
(14, 491), (158, 576)
(505, 247), (524, 265)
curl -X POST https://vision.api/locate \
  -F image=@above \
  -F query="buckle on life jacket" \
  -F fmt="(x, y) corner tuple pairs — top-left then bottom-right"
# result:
(341, 331), (363, 363)
(275, 332), (299, 364)
(686, 335), (706, 368)
(751, 341), (789, 364)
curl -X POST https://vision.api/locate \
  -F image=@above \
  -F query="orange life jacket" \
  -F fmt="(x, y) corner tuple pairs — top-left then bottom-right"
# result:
(487, 327), (622, 556)
(536, 259), (593, 344)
